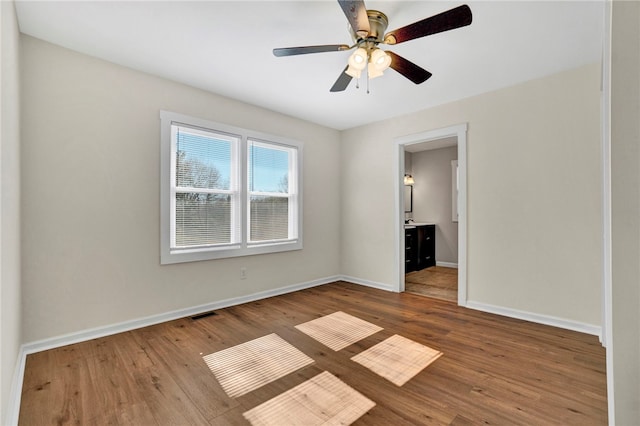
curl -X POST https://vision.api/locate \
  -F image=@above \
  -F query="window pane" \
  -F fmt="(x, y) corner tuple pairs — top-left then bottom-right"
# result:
(175, 192), (231, 246)
(176, 128), (231, 190)
(249, 143), (289, 193)
(250, 195), (288, 241)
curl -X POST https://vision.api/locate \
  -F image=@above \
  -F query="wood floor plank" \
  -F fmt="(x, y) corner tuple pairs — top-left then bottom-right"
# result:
(81, 336), (157, 425)
(19, 282), (607, 425)
(145, 334), (240, 420)
(406, 266), (458, 302)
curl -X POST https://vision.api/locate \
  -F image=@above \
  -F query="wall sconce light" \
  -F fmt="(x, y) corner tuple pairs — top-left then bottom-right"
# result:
(404, 174), (415, 185)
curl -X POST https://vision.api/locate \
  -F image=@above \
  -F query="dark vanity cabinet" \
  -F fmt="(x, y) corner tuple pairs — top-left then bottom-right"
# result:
(416, 225), (436, 270)
(405, 224), (436, 273)
(404, 228), (418, 272)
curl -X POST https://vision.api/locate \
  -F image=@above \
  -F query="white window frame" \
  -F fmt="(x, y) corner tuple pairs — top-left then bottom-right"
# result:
(160, 111), (303, 264)
(170, 124), (241, 250)
(247, 139), (299, 246)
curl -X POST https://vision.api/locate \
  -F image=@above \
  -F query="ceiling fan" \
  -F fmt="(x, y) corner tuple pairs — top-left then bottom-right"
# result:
(273, 1), (472, 92)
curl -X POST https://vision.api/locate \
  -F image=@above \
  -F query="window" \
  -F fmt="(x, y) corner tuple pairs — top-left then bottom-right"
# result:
(173, 125), (240, 249)
(160, 111), (302, 264)
(248, 140), (298, 244)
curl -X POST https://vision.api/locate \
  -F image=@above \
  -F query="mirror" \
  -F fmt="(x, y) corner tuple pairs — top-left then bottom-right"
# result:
(404, 185), (413, 213)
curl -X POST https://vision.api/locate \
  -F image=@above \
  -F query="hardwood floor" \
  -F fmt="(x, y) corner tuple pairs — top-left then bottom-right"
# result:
(19, 281), (607, 425)
(406, 266), (458, 302)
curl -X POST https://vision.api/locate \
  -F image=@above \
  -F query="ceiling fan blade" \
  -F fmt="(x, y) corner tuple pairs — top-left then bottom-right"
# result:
(384, 4), (472, 45)
(330, 66), (353, 92)
(338, 0), (370, 38)
(387, 51), (432, 84)
(273, 44), (351, 57)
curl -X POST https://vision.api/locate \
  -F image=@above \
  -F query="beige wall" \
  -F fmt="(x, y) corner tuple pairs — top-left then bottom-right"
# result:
(12, 12), (638, 420)
(20, 36), (341, 343)
(341, 62), (602, 327)
(411, 146), (458, 264)
(1, 1), (21, 423)
(611, 1), (640, 423)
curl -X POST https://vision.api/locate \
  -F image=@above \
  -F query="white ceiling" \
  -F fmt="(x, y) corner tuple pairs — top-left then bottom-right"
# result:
(15, 1), (604, 130)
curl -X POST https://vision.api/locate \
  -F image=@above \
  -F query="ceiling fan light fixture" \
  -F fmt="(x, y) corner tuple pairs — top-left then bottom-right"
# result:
(370, 48), (391, 71)
(348, 48), (368, 71)
(345, 65), (362, 79)
(367, 62), (384, 79)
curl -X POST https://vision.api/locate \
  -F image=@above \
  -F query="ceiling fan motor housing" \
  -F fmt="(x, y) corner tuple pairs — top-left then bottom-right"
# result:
(350, 10), (389, 44)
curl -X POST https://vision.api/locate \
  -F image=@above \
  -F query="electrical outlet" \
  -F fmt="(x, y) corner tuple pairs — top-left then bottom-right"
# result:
(240, 267), (247, 280)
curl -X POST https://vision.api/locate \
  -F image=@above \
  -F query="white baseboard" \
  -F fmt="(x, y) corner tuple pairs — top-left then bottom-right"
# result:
(18, 275), (389, 357)
(465, 300), (602, 337)
(339, 275), (395, 292)
(22, 275), (341, 356)
(436, 261), (458, 268)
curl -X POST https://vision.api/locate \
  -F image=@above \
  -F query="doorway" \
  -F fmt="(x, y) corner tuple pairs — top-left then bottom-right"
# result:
(394, 124), (468, 306)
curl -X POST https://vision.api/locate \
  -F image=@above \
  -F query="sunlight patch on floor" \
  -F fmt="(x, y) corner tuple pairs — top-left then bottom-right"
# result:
(243, 371), (375, 426)
(352, 334), (443, 386)
(295, 311), (383, 351)
(203, 333), (314, 398)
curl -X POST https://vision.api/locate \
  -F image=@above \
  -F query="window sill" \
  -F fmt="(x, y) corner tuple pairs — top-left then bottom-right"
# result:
(161, 239), (303, 265)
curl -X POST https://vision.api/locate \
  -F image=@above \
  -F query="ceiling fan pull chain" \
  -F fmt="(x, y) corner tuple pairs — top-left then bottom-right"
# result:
(367, 70), (370, 94)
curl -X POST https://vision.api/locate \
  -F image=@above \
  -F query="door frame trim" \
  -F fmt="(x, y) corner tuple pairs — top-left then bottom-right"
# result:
(394, 123), (468, 306)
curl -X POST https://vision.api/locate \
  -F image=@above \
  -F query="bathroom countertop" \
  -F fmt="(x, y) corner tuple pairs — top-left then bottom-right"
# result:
(404, 222), (436, 228)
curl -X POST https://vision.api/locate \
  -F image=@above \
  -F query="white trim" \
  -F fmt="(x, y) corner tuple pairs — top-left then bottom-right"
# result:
(457, 126), (468, 307)
(21, 276), (337, 355)
(466, 300), (602, 337)
(395, 124), (467, 145)
(395, 145), (405, 292)
(394, 123), (468, 306)
(601, 1), (614, 424)
(341, 274), (602, 337)
(339, 275), (395, 292)
(451, 160), (459, 222)
(5, 349), (26, 426)
(393, 147), (402, 293)
(14, 276), (389, 357)
(436, 261), (458, 269)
